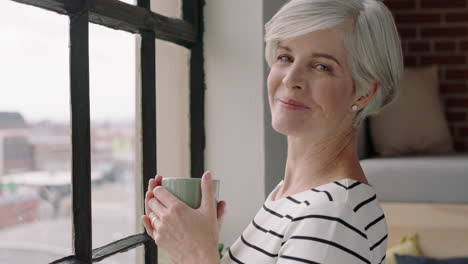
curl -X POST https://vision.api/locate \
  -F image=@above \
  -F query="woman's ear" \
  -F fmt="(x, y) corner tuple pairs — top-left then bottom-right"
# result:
(353, 82), (379, 111)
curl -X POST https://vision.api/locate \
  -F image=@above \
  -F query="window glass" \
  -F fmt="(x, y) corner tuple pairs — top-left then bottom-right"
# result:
(0, 1), (72, 263)
(89, 23), (136, 257)
(119, 0), (135, 5)
(0, 2), (138, 263)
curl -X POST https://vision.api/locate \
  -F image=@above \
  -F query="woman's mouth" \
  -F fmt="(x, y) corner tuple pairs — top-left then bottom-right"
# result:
(277, 97), (310, 110)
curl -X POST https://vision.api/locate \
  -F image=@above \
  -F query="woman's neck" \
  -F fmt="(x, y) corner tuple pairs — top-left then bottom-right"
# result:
(274, 129), (366, 200)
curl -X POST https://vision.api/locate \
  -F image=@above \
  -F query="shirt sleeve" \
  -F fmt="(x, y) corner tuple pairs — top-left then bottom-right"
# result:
(277, 202), (371, 264)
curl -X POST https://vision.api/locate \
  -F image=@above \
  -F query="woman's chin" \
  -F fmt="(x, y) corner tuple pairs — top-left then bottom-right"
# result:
(271, 120), (309, 137)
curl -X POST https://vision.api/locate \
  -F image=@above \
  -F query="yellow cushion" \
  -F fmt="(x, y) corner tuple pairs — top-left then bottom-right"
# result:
(386, 233), (422, 264)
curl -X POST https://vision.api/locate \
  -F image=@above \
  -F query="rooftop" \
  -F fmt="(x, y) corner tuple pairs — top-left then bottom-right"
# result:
(0, 112), (28, 130)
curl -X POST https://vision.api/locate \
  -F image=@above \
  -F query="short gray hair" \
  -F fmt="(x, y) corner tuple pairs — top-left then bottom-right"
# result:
(265, 0), (403, 127)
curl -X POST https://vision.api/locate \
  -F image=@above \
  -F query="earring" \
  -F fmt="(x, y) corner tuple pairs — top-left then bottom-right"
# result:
(351, 105), (358, 111)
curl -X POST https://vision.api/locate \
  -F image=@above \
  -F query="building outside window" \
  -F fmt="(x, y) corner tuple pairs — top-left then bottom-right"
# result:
(0, 0), (141, 262)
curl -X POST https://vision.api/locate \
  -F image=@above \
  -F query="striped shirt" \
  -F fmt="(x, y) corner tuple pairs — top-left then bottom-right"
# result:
(221, 178), (387, 264)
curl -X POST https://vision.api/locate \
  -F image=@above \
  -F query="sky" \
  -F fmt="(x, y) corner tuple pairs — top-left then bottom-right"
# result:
(0, 0), (136, 122)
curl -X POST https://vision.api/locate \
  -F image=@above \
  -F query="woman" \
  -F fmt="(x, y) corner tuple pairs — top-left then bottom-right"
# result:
(142, 0), (402, 263)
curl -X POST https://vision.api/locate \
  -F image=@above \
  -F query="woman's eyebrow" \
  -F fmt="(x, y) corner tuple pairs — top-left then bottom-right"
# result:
(277, 44), (292, 52)
(310, 53), (341, 66)
(277, 44), (341, 67)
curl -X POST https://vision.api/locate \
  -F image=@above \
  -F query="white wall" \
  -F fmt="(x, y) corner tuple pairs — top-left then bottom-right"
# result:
(136, 1), (190, 263)
(262, 0), (290, 201)
(204, 0), (266, 245)
(137, 0), (281, 255)
(152, 0), (191, 181)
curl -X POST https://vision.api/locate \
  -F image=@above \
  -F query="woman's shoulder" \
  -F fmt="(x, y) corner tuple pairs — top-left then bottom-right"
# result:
(286, 178), (384, 218)
(286, 178), (377, 203)
(263, 178), (385, 222)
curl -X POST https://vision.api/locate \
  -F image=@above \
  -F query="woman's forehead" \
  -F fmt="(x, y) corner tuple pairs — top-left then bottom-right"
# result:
(277, 28), (347, 64)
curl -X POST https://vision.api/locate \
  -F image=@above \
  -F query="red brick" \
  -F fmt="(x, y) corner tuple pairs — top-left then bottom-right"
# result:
(421, 27), (468, 38)
(395, 14), (441, 24)
(385, 0), (417, 10)
(0, 198), (37, 228)
(441, 84), (468, 94)
(446, 70), (468, 80)
(421, 55), (466, 65)
(402, 41), (409, 53)
(421, 0), (466, 9)
(446, 98), (468, 107)
(404, 56), (417, 66)
(454, 141), (467, 152)
(446, 12), (468, 23)
(443, 84), (468, 93)
(399, 27), (417, 38)
(446, 112), (467, 121)
(461, 41), (468, 51)
(460, 127), (468, 137)
(435, 41), (456, 51)
(409, 41), (431, 52)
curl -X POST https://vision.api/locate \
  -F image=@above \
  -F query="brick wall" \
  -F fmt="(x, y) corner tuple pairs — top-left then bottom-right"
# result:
(386, 0), (468, 152)
(0, 196), (38, 229)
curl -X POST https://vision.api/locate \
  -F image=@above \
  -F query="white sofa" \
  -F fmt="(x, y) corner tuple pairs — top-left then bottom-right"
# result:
(357, 120), (468, 203)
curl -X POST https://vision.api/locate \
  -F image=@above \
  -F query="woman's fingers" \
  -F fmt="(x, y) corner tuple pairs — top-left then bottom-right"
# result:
(216, 200), (226, 219)
(148, 178), (157, 192)
(217, 200), (227, 231)
(145, 190), (153, 215)
(141, 215), (154, 239)
(148, 196), (168, 216)
(145, 176), (161, 214)
(143, 175), (165, 241)
(148, 212), (159, 227)
(155, 175), (163, 186)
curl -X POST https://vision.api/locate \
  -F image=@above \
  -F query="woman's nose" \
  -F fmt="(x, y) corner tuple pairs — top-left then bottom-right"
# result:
(282, 65), (305, 90)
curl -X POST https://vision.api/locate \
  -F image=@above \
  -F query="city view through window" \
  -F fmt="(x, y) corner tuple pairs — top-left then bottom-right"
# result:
(0, 1), (138, 263)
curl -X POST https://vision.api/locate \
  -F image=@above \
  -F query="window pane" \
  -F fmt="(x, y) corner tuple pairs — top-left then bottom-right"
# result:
(0, 1), (72, 263)
(89, 23), (136, 254)
(119, 0), (135, 5)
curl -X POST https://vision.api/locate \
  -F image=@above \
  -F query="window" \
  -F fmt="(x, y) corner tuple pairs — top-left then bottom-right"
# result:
(0, 0), (205, 263)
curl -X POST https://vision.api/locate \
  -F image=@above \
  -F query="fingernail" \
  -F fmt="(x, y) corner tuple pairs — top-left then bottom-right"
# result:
(205, 171), (211, 180)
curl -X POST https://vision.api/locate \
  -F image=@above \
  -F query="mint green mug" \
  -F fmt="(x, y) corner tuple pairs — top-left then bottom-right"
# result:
(161, 178), (220, 209)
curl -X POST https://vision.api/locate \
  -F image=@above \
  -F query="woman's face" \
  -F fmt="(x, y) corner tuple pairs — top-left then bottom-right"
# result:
(267, 27), (357, 138)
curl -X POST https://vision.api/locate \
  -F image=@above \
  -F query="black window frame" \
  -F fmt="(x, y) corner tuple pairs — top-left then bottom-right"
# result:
(7, 0), (206, 263)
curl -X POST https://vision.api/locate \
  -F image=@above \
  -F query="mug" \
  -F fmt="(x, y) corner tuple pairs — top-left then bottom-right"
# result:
(161, 178), (220, 209)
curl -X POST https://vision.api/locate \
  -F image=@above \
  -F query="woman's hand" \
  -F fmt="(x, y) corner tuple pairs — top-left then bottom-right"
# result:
(141, 171), (226, 264)
(142, 175), (162, 240)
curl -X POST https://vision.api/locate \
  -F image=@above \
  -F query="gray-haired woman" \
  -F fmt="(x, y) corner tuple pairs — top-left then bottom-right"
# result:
(142, 0), (403, 263)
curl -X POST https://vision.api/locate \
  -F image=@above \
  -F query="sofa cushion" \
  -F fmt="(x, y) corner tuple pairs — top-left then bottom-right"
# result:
(369, 66), (454, 156)
(386, 233), (422, 264)
(395, 254), (468, 264)
(361, 154), (468, 203)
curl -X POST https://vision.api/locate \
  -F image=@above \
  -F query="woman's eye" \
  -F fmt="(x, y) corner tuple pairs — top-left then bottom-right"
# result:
(277, 55), (291, 63)
(315, 64), (331, 72)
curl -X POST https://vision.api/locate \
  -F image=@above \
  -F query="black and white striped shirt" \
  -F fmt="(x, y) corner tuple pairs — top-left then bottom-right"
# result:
(221, 178), (387, 264)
